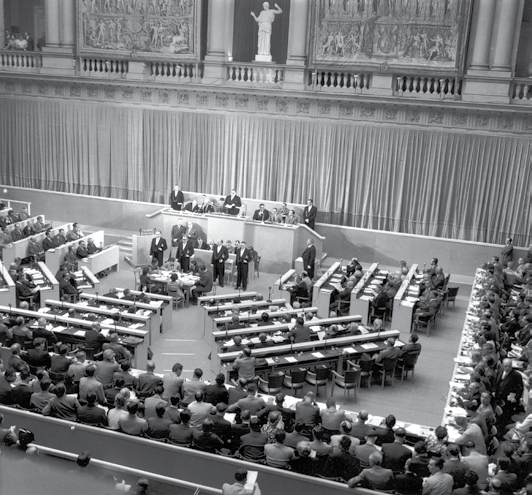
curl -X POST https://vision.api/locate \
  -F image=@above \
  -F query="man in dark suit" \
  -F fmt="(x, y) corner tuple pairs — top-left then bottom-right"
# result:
(53, 228), (67, 247)
(10, 223), (24, 242)
(235, 241), (252, 291)
(176, 234), (194, 272)
(42, 229), (55, 251)
(212, 239), (229, 287)
(169, 184), (184, 211)
(170, 218), (186, 259)
(496, 358), (524, 425)
(223, 189), (242, 216)
(149, 231), (168, 267)
(381, 427), (412, 474)
(302, 238), (316, 279)
(253, 204), (270, 222)
(198, 195), (214, 214)
(303, 199), (318, 230)
(191, 265), (213, 303)
(24, 31), (34, 51)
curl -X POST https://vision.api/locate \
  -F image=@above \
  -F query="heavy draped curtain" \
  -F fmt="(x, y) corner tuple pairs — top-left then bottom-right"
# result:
(0, 97), (530, 246)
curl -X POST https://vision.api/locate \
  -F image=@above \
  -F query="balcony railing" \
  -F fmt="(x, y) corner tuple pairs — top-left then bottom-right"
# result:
(307, 69), (371, 93)
(394, 75), (463, 99)
(80, 57), (129, 77)
(510, 79), (532, 104)
(226, 64), (283, 85)
(0, 50), (41, 70)
(150, 62), (202, 83)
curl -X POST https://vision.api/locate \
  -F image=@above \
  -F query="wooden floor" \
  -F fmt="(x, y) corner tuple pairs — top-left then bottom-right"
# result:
(98, 255), (472, 429)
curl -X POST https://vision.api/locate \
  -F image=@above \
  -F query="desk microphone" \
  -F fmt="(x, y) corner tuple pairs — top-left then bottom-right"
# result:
(8, 303), (12, 316)
(267, 286), (272, 303)
(95, 291), (99, 304)
(224, 322), (229, 340)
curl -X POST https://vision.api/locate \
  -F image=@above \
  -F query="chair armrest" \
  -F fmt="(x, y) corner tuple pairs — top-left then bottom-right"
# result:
(347, 360), (358, 368)
(331, 370), (342, 379)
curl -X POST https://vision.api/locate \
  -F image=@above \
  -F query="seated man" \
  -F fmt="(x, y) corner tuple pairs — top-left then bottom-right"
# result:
(76, 240), (89, 259)
(28, 238), (45, 262)
(191, 265), (213, 304)
(118, 400), (148, 436)
(288, 275), (309, 305)
(136, 361), (163, 398)
(348, 452), (394, 490)
(264, 431), (295, 468)
(86, 238), (101, 255)
(252, 204), (270, 222)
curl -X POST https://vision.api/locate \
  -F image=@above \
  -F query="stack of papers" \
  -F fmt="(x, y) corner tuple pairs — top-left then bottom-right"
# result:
(361, 342), (378, 350)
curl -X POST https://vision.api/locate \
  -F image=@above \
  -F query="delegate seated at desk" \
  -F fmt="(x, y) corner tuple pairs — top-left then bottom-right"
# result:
(287, 317), (311, 343)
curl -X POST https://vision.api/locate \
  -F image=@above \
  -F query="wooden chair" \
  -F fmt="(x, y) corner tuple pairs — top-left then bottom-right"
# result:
(412, 312), (434, 336)
(358, 359), (374, 389)
(48, 371), (66, 384)
(167, 286), (185, 309)
(305, 365), (329, 396)
(283, 368), (307, 397)
(258, 372), (285, 394)
(331, 364), (361, 402)
(446, 287), (460, 309)
(396, 350), (420, 383)
(17, 295), (36, 311)
(375, 356), (399, 389)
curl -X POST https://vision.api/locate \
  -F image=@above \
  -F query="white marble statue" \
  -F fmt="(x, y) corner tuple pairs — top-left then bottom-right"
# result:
(250, 2), (283, 59)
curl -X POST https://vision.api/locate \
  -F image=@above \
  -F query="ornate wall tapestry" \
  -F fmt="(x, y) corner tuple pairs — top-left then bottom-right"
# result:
(77, 0), (202, 61)
(309, 0), (472, 73)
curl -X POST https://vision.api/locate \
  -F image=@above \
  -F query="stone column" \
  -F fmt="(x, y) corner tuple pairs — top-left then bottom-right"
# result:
(60, 0), (76, 50)
(491, 0), (522, 72)
(286, 0), (309, 65)
(45, 0), (61, 48)
(0, 0), (5, 49)
(206, 0), (227, 58)
(468, 0), (497, 70)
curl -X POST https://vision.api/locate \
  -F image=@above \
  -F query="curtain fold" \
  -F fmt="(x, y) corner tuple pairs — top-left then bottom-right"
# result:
(0, 97), (529, 246)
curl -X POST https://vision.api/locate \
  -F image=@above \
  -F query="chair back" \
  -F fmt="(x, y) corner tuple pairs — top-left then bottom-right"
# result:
(239, 444), (265, 462)
(402, 351), (420, 368)
(344, 368), (361, 385)
(358, 359), (374, 373)
(382, 357), (398, 372)
(268, 372), (285, 389)
(443, 273), (451, 290)
(447, 287), (459, 300)
(49, 371), (66, 384)
(290, 368), (307, 384)
(315, 366), (329, 382)
(82, 346), (95, 360)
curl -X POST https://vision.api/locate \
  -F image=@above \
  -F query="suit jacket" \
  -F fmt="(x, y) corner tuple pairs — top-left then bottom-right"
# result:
(42, 237), (55, 251)
(171, 224), (186, 246)
(223, 194), (242, 216)
(196, 270), (213, 292)
(496, 368), (524, 403)
(185, 227), (198, 240)
(212, 244), (229, 264)
(170, 190), (184, 210)
(150, 237), (168, 257)
(177, 239), (194, 259)
(303, 205), (318, 229)
(382, 441), (412, 473)
(11, 228), (24, 242)
(236, 248), (252, 265)
(23, 224), (35, 237)
(302, 245), (316, 271)
(198, 203), (214, 214)
(53, 234), (67, 247)
(253, 209), (270, 222)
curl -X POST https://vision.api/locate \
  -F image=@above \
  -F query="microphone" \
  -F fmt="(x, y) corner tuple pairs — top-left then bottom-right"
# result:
(95, 291), (99, 304)
(8, 303), (12, 316)
(267, 286), (272, 303)
(224, 322), (229, 340)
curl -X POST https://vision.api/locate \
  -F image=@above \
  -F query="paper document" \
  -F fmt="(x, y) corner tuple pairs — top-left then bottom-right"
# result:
(74, 330), (85, 336)
(284, 357), (298, 363)
(361, 342), (378, 350)
(344, 347), (356, 353)
(244, 471), (258, 492)
(266, 358), (276, 365)
(311, 352), (325, 358)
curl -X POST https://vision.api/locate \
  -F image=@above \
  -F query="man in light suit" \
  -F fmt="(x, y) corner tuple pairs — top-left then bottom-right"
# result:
(303, 199), (318, 230)
(149, 231), (168, 267)
(212, 239), (229, 287)
(223, 189), (242, 216)
(235, 241), (252, 291)
(302, 238), (316, 279)
(177, 234), (194, 272)
(253, 204), (270, 222)
(169, 184), (184, 211)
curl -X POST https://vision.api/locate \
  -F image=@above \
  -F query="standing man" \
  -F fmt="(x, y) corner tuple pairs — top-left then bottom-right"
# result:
(223, 189), (242, 216)
(212, 239), (229, 288)
(149, 231), (167, 267)
(170, 218), (186, 259)
(303, 199), (317, 230)
(235, 241), (252, 291)
(177, 234), (194, 272)
(169, 184), (184, 211)
(500, 238), (513, 268)
(495, 358), (524, 427)
(302, 238), (316, 280)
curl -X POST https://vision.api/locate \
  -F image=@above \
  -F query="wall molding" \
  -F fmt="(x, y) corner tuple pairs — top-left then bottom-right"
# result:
(0, 75), (531, 136)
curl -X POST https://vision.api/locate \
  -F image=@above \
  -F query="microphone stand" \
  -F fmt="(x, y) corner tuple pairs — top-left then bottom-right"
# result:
(267, 286), (272, 303)
(8, 303), (12, 316)
(95, 291), (99, 304)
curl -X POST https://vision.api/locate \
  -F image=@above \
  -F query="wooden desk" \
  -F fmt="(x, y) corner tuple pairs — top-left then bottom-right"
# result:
(392, 264), (421, 333)
(350, 263), (381, 324)
(312, 261), (343, 317)
(44, 299), (154, 346)
(80, 245), (120, 275)
(0, 305), (149, 369)
(219, 329), (402, 376)
(149, 270), (199, 307)
(0, 261), (16, 307)
(114, 287), (172, 336)
(45, 231), (104, 276)
(275, 269), (297, 300)
(78, 292), (165, 336)
(26, 262), (60, 307)
(198, 291), (257, 332)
